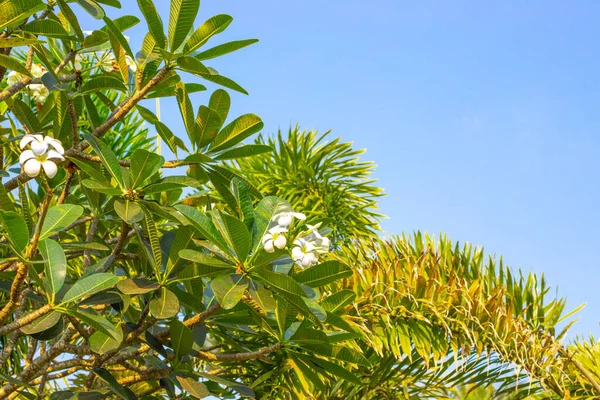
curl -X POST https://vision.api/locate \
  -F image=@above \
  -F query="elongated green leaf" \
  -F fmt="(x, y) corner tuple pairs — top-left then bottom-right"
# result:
(321, 290), (356, 313)
(0, 211), (29, 252)
(195, 105), (222, 148)
(195, 39), (258, 61)
(103, 16), (134, 58)
(39, 204), (84, 240)
(83, 134), (125, 189)
(22, 19), (71, 38)
(39, 239), (66, 298)
(177, 55), (210, 75)
(60, 308), (120, 340)
(211, 273), (248, 309)
(298, 343), (370, 367)
(20, 312), (61, 335)
(170, 286), (204, 313)
(197, 71), (248, 95)
(0, 0), (45, 30)
(176, 376), (209, 399)
(174, 205), (230, 254)
(80, 76), (127, 94)
(170, 319), (193, 359)
(212, 211), (250, 262)
(208, 88), (230, 124)
(214, 144), (273, 160)
(89, 325), (123, 355)
(248, 280), (276, 312)
(293, 261), (352, 288)
(0, 183), (15, 213)
(0, 54), (31, 77)
(137, 0), (165, 48)
(117, 278), (159, 294)
(0, 38), (43, 48)
(149, 287), (179, 319)
(8, 99), (42, 132)
(114, 200), (143, 224)
(57, 0), (84, 41)
(82, 29), (109, 48)
(255, 269), (305, 297)
(184, 14), (232, 54)
(175, 81), (196, 145)
(81, 179), (121, 196)
(143, 206), (162, 271)
(209, 114), (263, 152)
(142, 176), (202, 195)
(168, 0), (200, 51)
(301, 355), (362, 385)
(130, 149), (164, 189)
(251, 196), (291, 253)
(61, 273), (120, 304)
(75, 0), (105, 19)
(146, 82), (206, 99)
(93, 368), (136, 400)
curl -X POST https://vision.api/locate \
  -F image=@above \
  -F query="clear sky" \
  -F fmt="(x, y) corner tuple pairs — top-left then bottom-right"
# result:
(76, 1), (600, 338)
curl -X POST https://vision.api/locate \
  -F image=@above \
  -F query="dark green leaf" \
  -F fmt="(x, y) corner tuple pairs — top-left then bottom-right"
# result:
(211, 273), (248, 310)
(60, 273), (120, 304)
(149, 287), (180, 319)
(170, 319), (193, 359)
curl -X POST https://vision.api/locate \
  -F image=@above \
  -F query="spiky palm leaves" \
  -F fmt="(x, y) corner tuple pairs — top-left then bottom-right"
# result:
(229, 126), (385, 245)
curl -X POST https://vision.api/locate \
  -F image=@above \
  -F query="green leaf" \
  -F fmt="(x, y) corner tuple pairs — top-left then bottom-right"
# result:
(39, 204), (84, 240)
(168, 0), (200, 51)
(255, 269), (305, 297)
(184, 14), (232, 54)
(103, 16), (134, 59)
(248, 280), (276, 312)
(0, 211), (29, 252)
(146, 82), (207, 99)
(22, 19), (71, 38)
(0, 38), (43, 48)
(214, 144), (273, 160)
(75, 0), (105, 19)
(293, 261), (352, 288)
(61, 273), (120, 304)
(81, 179), (121, 196)
(82, 29), (109, 48)
(137, 0), (165, 48)
(197, 71), (248, 95)
(89, 325), (123, 355)
(149, 287), (180, 319)
(0, 0), (45, 30)
(0, 53), (31, 77)
(93, 368), (136, 400)
(302, 355), (362, 385)
(251, 196), (291, 253)
(39, 239), (66, 299)
(174, 205), (230, 254)
(195, 39), (258, 61)
(20, 312), (61, 335)
(209, 114), (263, 152)
(177, 249), (236, 279)
(176, 376), (210, 399)
(57, 0), (84, 41)
(177, 55), (210, 75)
(142, 176), (202, 195)
(8, 99), (42, 132)
(211, 273), (248, 310)
(321, 290), (356, 313)
(142, 206), (162, 272)
(80, 76), (127, 94)
(83, 134), (125, 189)
(195, 105), (222, 148)
(208, 88), (230, 124)
(212, 211), (251, 263)
(60, 308), (120, 340)
(129, 149), (164, 189)
(232, 178), (254, 231)
(114, 200), (144, 224)
(116, 278), (159, 295)
(175, 81), (197, 145)
(170, 319), (193, 359)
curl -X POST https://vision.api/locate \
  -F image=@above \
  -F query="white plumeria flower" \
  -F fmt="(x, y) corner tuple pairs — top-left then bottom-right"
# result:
(273, 211), (306, 227)
(292, 238), (319, 268)
(20, 149), (64, 178)
(30, 63), (45, 79)
(262, 226), (288, 253)
(305, 224), (331, 253)
(7, 71), (22, 86)
(29, 84), (49, 104)
(20, 134), (65, 156)
(100, 52), (137, 72)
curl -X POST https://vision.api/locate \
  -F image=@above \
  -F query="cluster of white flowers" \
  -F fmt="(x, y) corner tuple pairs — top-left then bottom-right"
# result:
(74, 32), (136, 73)
(6, 63), (49, 104)
(261, 211), (331, 268)
(19, 134), (64, 178)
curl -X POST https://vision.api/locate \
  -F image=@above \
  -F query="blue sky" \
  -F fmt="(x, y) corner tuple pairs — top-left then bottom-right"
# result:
(77, 1), (600, 338)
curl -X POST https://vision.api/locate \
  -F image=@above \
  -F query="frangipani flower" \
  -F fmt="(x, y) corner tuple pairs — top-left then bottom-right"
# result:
(262, 226), (288, 253)
(20, 134), (65, 156)
(29, 84), (49, 104)
(305, 224), (331, 253)
(292, 238), (319, 268)
(7, 71), (22, 86)
(19, 149), (64, 178)
(101, 52), (137, 72)
(31, 63), (45, 79)
(273, 211), (306, 227)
